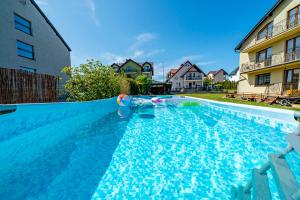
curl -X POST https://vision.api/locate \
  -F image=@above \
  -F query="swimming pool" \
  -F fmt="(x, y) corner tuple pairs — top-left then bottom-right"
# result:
(1, 96), (299, 199)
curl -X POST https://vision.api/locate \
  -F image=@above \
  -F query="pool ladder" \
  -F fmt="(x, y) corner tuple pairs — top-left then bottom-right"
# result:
(231, 114), (300, 200)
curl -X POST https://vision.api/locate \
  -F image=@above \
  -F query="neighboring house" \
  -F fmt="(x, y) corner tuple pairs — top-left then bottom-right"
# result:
(111, 59), (153, 79)
(167, 60), (206, 91)
(207, 69), (228, 84)
(235, 0), (300, 96)
(0, 0), (71, 85)
(166, 69), (177, 80)
(229, 67), (240, 82)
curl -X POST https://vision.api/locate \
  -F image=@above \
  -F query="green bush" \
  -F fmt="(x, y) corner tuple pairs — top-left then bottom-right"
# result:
(126, 78), (140, 95)
(62, 60), (128, 101)
(135, 75), (152, 95)
(62, 60), (153, 101)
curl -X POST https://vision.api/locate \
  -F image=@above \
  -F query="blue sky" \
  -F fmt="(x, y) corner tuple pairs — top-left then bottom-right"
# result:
(36, 0), (276, 80)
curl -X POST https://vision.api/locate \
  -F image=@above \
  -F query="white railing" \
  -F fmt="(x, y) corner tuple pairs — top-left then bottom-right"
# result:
(185, 76), (202, 80)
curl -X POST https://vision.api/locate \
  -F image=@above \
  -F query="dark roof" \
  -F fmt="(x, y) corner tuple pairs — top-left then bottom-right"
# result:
(208, 69), (228, 76)
(30, 0), (71, 51)
(180, 64), (206, 77)
(235, 0), (284, 51)
(168, 69), (177, 74)
(112, 59), (153, 68)
(111, 59), (154, 74)
(229, 67), (239, 76)
(207, 70), (218, 75)
(166, 60), (193, 79)
(166, 61), (206, 81)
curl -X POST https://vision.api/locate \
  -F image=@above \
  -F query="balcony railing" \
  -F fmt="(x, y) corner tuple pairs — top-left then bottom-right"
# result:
(185, 76), (202, 80)
(242, 13), (300, 50)
(241, 50), (300, 73)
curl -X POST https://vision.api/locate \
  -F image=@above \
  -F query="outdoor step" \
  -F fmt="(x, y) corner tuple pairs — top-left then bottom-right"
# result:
(252, 168), (272, 200)
(231, 186), (238, 200)
(287, 133), (300, 155)
(231, 186), (251, 200)
(269, 154), (300, 200)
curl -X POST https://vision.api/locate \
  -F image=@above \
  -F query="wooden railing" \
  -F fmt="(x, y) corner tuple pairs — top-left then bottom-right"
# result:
(0, 67), (59, 104)
(241, 50), (300, 73)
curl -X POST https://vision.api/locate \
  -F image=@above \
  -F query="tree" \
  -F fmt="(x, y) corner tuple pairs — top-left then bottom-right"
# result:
(62, 60), (129, 101)
(135, 75), (152, 95)
(203, 77), (212, 90)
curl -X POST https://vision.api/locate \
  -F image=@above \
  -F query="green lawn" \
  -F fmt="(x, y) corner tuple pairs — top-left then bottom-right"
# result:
(180, 93), (300, 111)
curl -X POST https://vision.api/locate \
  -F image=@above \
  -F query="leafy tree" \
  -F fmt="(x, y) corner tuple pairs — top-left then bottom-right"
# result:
(62, 60), (129, 101)
(135, 75), (152, 95)
(203, 77), (212, 90)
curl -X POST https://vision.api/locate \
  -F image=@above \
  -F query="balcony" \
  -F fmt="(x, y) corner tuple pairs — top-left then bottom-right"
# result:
(185, 76), (202, 81)
(242, 14), (300, 52)
(240, 50), (300, 73)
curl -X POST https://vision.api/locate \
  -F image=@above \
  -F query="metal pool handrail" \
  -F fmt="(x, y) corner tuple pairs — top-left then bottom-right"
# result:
(242, 144), (294, 194)
(232, 112), (300, 199)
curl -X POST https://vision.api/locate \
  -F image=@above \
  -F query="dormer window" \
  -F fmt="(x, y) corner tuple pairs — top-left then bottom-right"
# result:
(143, 66), (151, 72)
(257, 22), (273, 40)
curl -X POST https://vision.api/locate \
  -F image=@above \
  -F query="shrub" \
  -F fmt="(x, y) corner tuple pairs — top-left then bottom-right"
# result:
(135, 75), (152, 95)
(126, 78), (140, 95)
(62, 60), (125, 101)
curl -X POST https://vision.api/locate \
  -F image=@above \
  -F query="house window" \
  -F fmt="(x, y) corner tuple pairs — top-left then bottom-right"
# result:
(286, 36), (300, 62)
(143, 66), (151, 72)
(287, 5), (300, 29)
(255, 73), (271, 86)
(256, 47), (272, 66)
(14, 14), (32, 35)
(17, 40), (34, 59)
(20, 66), (36, 73)
(257, 22), (273, 40)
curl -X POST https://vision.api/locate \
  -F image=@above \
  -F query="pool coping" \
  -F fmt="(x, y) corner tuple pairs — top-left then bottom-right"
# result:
(184, 96), (297, 115)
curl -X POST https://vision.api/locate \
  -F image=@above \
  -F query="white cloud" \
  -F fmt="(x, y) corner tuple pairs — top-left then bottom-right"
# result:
(132, 50), (145, 58)
(85, 0), (100, 27)
(130, 33), (156, 51)
(100, 53), (127, 64)
(99, 33), (164, 64)
(136, 33), (156, 43)
(144, 49), (166, 57)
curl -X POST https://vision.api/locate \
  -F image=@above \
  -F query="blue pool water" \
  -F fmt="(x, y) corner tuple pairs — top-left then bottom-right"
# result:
(1, 96), (299, 199)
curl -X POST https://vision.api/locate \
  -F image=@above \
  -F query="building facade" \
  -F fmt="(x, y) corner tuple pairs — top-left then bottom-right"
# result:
(0, 0), (71, 84)
(207, 69), (228, 84)
(236, 0), (300, 96)
(111, 59), (154, 79)
(228, 67), (240, 82)
(167, 61), (206, 92)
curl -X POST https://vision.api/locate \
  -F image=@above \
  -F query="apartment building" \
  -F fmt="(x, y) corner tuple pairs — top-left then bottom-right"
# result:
(236, 0), (300, 96)
(0, 0), (71, 84)
(111, 59), (154, 79)
(166, 60), (206, 92)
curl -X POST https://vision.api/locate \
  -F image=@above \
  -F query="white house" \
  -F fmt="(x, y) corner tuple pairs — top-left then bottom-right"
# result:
(228, 67), (240, 82)
(167, 61), (206, 92)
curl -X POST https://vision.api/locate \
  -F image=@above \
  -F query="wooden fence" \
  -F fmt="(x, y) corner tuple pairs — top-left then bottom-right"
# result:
(0, 67), (59, 104)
